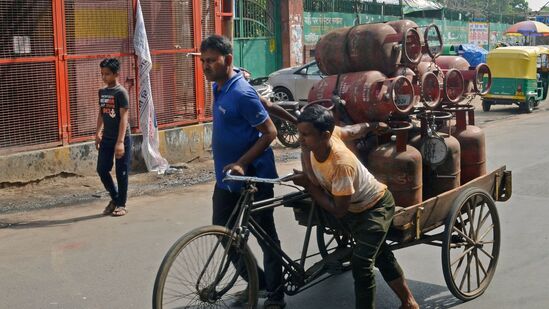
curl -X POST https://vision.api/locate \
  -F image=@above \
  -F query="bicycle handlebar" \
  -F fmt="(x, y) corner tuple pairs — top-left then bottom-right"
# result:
(222, 169), (298, 184)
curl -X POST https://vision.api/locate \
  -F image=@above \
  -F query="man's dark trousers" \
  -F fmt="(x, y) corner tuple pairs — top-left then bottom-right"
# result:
(212, 182), (284, 300)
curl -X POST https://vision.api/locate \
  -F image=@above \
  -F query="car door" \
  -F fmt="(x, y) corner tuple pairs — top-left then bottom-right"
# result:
(294, 62), (323, 102)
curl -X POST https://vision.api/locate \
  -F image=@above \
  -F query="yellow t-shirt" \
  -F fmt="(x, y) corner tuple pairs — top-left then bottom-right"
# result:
(310, 126), (387, 213)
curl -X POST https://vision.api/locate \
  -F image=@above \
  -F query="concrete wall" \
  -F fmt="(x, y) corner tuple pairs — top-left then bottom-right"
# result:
(0, 123), (212, 184)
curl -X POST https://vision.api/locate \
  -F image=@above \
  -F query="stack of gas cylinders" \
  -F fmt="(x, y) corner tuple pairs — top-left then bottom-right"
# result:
(308, 20), (492, 207)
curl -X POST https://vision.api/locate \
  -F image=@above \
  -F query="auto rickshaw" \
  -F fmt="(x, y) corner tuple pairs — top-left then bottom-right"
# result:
(482, 46), (549, 113)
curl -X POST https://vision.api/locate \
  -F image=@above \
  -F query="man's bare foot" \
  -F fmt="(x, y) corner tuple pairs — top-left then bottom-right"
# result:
(400, 300), (420, 309)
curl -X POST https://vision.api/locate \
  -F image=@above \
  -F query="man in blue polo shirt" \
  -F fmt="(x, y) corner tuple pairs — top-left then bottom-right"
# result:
(200, 35), (285, 309)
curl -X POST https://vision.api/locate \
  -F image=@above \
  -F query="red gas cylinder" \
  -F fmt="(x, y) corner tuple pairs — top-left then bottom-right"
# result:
(420, 56), (466, 104)
(424, 132), (461, 199)
(416, 61), (445, 109)
(412, 111), (461, 199)
(386, 20), (422, 65)
(367, 122), (422, 207)
(307, 71), (415, 123)
(315, 23), (419, 76)
(442, 105), (486, 184)
(434, 56), (492, 96)
(391, 66), (441, 109)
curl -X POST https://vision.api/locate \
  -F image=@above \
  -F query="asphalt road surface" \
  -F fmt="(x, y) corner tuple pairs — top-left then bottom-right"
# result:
(1, 102), (548, 309)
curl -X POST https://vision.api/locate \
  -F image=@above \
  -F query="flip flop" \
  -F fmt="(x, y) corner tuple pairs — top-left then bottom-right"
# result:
(112, 207), (127, 217)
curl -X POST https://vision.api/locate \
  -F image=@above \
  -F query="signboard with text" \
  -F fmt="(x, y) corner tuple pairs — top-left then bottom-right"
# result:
(468, 22), (489, 46)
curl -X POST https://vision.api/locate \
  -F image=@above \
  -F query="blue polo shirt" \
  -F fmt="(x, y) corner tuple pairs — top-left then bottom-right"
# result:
(212, 70), (278, 192)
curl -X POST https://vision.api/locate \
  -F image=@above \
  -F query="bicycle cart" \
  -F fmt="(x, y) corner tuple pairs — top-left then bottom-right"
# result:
(152, 166), (512, 308)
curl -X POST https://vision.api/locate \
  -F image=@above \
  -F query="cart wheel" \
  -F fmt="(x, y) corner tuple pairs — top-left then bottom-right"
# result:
(442, 188), (500, 301)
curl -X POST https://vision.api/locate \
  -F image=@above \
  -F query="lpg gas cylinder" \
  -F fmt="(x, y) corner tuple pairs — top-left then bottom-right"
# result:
(421, 56), (465, 104)
(412, 112), (461, 199)
(416, 61), (444, 108)
(315, 23), (405, 75)
(391, 67), (420, 107)
(307, 71), (415, 123)
(442, 105), (486, 184)
(367, 122), (422, 207)
(424, 133), (460, 199)
(435, 56), (492, 96)
(434, 56), (472, 94)
(386, 20), (422, 65)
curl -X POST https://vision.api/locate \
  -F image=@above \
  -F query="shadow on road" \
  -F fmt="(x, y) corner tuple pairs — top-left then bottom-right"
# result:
(285, 270), (463, 308)
(0, 213), (105, 230)
(405, 277), (462, 309)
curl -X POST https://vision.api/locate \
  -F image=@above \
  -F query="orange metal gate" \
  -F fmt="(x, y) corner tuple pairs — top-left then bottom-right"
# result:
(0, 0), (222, 154)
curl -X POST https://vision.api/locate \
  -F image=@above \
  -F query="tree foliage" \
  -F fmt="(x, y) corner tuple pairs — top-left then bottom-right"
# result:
(433, 0), (529, 16)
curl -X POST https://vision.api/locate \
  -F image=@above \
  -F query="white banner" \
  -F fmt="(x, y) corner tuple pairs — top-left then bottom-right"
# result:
(134, 0), (169, 173)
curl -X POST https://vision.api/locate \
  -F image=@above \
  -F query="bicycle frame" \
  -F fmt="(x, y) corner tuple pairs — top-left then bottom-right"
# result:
(221, 175), (344, 296)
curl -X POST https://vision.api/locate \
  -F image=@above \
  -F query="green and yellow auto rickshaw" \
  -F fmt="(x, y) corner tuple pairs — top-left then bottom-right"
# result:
(482, 46), (549, 113)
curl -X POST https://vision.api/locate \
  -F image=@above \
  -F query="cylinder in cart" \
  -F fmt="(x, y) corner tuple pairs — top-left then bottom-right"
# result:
(366, 122), (422, 207)
(442, 107), (486, 184)
(315, 23), (404, 75)
(307, 71), (415, 123)
(422, 133), (461, 199)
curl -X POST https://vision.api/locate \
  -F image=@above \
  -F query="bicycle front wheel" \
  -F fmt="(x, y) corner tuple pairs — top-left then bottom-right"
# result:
(153, 225), (259, 309)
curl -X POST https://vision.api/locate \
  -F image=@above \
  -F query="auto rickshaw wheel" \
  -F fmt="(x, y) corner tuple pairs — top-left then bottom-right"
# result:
(521, 97), (534, 113)
(481, 100), (491, 112)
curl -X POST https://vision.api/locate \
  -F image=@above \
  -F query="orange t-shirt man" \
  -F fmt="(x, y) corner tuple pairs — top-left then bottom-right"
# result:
(309, 127), (387, 213)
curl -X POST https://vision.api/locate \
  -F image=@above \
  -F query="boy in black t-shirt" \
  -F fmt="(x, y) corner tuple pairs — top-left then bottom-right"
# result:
(96, 58), (131, 216)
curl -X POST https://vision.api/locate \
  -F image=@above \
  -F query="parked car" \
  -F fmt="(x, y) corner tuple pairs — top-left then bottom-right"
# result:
(267, 61), (323, 102)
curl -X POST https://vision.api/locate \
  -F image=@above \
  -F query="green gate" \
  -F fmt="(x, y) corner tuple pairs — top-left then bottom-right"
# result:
(234, 0), (280, 78)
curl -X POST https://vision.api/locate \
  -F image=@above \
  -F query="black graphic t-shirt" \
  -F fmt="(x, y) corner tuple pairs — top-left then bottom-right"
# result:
(98, 84), (130, 140)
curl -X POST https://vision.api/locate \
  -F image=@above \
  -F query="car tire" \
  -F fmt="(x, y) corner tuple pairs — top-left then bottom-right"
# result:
(482, 100), (491, 112)
(272, 87), (294, 101)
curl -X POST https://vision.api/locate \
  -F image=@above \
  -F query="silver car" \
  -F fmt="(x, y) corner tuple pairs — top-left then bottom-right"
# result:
(267, 61), (323, 102)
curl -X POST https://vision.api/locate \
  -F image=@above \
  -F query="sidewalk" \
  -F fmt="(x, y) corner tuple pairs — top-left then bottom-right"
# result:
(0, 145), (301, 214)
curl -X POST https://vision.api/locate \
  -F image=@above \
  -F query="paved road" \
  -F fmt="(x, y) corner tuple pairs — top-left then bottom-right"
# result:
(1, 103), (549, 308)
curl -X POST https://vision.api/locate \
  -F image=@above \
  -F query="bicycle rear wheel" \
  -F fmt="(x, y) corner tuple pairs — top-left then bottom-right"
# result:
(153, 225), (259, 309)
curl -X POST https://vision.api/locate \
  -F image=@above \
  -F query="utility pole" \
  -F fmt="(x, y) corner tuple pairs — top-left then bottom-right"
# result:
(400, 0), (404, 19)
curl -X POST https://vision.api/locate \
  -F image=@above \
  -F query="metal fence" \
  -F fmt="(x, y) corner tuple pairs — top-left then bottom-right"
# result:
(0, 0), (221, 154)
(303, 0), (523, 23)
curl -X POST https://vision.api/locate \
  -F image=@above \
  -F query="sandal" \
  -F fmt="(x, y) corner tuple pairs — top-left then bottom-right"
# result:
(102, 201), (116, 215)
(112, 207), (127, 217)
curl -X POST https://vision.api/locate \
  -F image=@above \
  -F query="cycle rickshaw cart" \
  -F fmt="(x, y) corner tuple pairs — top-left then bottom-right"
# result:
(152, 21), (509, 308)
(152, 163), (512, 308)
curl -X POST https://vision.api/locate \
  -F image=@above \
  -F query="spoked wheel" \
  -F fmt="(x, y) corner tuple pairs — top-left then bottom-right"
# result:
(442, 188), (501, 301)
(276, 120), (300, 148)
(316, 211), (354, 268)
(153, 225), (258, 309)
